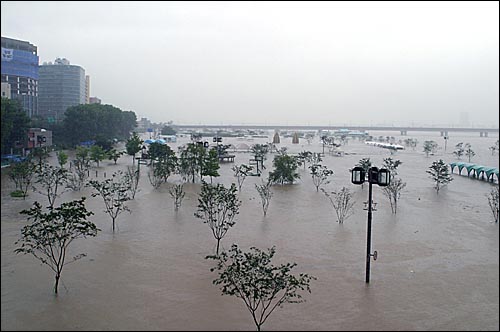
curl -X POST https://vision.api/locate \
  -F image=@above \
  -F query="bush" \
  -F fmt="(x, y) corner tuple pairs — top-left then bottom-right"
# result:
(10, 190), (26, 198)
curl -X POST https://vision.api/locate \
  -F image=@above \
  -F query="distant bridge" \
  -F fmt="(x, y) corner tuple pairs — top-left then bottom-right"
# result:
(174, 124), (499, 137)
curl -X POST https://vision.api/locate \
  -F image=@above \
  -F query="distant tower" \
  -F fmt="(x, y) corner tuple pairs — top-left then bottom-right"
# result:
(85, 75), (90, 104)
(38, 58), (86, 121)
(292, 132), (299, 144)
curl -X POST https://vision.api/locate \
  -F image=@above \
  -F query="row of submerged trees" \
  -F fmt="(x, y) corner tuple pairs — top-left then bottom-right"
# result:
(422, 139), (500, 161)
(10, 138), (318, 331)
(10, 133), (498, 222)
(10, 136), (496, 220)
(10, 132), (499, 330)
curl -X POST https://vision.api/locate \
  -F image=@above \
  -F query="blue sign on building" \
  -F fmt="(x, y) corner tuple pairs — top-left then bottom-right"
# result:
(1, 48), (39, 80)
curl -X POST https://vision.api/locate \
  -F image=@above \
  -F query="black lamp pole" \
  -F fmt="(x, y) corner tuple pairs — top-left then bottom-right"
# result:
(366, 170), (375, 283)
(352, 166), (389, 283)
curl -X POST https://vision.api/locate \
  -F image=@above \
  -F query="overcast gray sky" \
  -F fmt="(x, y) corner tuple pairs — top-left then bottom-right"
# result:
(2, 1), (498, 127)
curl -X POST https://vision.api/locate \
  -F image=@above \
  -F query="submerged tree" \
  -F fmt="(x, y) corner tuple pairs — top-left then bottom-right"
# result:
(403, 138), (418, 151)
(68, 146), (92, 191)
(147, 161), (165, 189)
(148, 159), (174, 189)
(15, 198), (99, 295)
(381, 158), (406, 214)
(453, 142), (464, 159)
(383, 178), (406, 214)
(423, 140), (438, 157)
(33, 163), (69, 208)
(88, 171), (131, 232)
(356, 158), (372, 174)
(107, 148), (123, 165)
(202, 148), (220, 183)
(206, 244), (315, 331)
(147, 143), (177, 189)
(31, 147), (50, 170)
(89, 144), (107, 167)
(8, 159), (36, 199)
(56, 151), (68, 168)
(125, 132), (143, 164)
(321, 187), (356, 223)
(489, 140), (499, 155)
(309, 163), (334, 192)
(195, 182), (241, 256)
(255, 180), (273, 216)
(268, 153), (300, 185)
(251, 143), (270, 161)
(169, 183), (186, 211)
(178, 143), (205, 183)
(426, 159), (453, 194)
(233, 164), (254, 192)
(487, 185), (499, 223)
(464, 143), (475, 163)
(297, 151), (313, 170)
(124, 165), (140, 199)
(309, 152), (323, 165)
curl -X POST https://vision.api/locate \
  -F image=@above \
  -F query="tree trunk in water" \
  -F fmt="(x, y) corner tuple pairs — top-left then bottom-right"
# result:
(216, 239), (220, 257)
(54, 273), (60, 295)
(112, 218), (115, 232)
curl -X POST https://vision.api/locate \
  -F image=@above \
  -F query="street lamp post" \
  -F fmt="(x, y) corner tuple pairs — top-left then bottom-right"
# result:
(351, 166), (390, 283)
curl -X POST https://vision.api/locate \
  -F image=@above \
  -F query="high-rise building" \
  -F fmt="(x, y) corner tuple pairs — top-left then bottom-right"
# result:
(1, 36), (39, 117)
(38, 58), (86, 122)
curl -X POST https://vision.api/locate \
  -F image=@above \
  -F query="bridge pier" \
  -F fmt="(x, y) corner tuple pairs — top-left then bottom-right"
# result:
(400, 130), (407, 136)
(440, 131), (449, 137)
(480, 131), (488, 137)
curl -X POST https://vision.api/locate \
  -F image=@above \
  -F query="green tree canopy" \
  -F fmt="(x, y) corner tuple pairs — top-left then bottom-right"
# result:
(16, 198), (99, 294)
(427, 159), (453, 194)
(206, 244), (315, 331)
(269, 153), (300, 185)
(126, 132), (143, 163)
(62, 104), (137, 147)
(195, 182), (240, 256)
(202, 148), (220, 183)
(178, 143), (206, 183)
(1, 97), (31, 155)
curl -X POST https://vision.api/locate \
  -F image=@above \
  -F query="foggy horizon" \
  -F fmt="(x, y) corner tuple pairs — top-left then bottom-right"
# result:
(1, 1), (498, 128)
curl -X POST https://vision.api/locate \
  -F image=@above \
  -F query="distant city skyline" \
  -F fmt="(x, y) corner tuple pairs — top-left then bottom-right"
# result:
(1, 1), (498, 127)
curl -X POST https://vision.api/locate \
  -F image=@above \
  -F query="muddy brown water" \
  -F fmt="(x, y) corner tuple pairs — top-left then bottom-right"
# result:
(1, 131), (498, 330)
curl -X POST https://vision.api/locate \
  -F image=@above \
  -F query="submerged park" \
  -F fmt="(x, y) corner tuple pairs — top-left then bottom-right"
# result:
(1, 125), (498, 331)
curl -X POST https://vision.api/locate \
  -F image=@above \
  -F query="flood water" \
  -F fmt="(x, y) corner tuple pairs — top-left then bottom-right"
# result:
(1, 130), (499, 330)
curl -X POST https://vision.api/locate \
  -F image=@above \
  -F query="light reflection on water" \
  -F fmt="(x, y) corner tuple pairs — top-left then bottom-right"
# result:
(1, 131), (498, 330)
